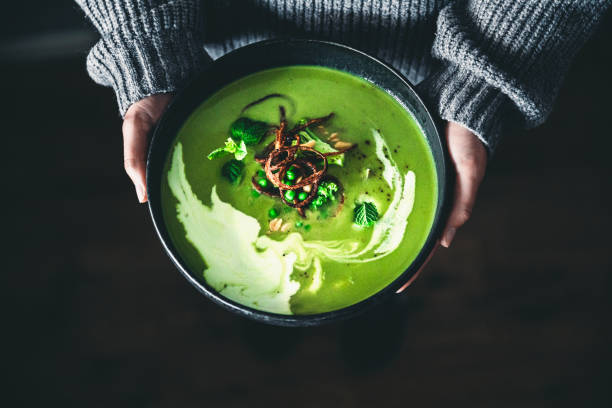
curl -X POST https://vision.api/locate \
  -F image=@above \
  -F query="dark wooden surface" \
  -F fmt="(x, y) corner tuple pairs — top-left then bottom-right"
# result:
(3, 16), (611, 408)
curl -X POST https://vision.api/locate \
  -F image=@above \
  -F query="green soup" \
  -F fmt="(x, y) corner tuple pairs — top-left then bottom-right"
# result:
(161, 66), (437, 315)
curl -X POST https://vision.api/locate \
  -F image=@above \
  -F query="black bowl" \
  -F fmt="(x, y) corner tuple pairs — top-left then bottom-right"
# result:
(147, 39), (452, 327)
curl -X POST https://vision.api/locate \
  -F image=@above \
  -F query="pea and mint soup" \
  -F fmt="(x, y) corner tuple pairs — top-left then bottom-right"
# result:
(161, 66), (437, 315)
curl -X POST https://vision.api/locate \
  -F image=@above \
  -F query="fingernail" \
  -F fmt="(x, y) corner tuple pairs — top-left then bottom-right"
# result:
(136, 184), (145, 203)
(442, 227), (456, 248)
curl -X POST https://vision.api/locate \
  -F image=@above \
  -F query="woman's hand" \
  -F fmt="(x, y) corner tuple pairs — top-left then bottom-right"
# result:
(122, 93), (173, 203)
(441, 121), (487, 247)
(396, 122), (486, 292)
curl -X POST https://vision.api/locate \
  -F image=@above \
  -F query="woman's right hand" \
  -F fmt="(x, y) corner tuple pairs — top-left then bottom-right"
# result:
(122, 93), (173, 203)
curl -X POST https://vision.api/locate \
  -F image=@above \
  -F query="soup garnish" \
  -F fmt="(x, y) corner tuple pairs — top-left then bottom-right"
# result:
(209, 98), (360, 220)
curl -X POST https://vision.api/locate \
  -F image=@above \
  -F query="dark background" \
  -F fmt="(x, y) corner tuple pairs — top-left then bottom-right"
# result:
(2, 2), (611, 407)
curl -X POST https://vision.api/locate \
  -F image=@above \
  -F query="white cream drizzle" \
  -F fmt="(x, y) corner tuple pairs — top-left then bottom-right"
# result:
(167, 130), (415, 314)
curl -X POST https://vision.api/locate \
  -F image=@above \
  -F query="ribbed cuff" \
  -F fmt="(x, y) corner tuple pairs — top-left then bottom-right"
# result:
(86, 29), (211, 116)
(417, 63), (523, 153)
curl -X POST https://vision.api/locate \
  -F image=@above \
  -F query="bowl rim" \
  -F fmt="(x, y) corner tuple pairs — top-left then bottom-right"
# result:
(146, 38), (452, 327)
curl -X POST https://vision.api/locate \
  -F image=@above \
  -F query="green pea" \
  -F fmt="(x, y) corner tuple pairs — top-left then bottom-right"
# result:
(258, 178), (268, 188)
(295, 221), (303, 228)
(298, 191), (308, 201)
(250, 189), (261, 198)
(257, 169), (266, 178)
(286, 170), (296, 180)
(284, 190), (296, 201)
(284, 179), (294, 186)
(268, 208), (279, 218)
(304, 224), (311, 231)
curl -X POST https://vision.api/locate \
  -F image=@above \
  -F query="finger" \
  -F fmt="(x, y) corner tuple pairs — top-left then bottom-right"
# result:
(441, 159), (481, 247)
(441, 123), (487, 248)
(123, 110), (152, 203)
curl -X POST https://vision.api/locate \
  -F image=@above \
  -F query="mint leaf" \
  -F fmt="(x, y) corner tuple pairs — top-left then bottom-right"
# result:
(353, 202), (379, 227)
(221, 159), (244, 184)
(207, 137), (248, 161)
(224, 137), (239, 151)
(207, 147), (230, 160)
(230, 117), (269, 145)
(234, 140), (248, 160)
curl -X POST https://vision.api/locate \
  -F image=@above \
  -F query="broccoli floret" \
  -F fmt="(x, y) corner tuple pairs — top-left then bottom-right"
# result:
(309, 181), (340, 210)
(317, 181), (338, 201)
(310, 195), (326, 210)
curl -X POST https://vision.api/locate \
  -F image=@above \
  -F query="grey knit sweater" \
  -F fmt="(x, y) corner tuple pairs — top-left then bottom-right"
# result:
(76, 0), (610, 151)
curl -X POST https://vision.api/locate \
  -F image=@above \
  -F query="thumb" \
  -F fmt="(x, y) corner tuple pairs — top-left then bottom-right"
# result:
(122, 110), (151, 203)
(122, 93), (173, 203)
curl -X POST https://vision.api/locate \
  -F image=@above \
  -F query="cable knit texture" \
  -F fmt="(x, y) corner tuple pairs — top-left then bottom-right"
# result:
(76, 0), (610, 150)
(417, 0), (611, 150)
(75, 0), (211, 115)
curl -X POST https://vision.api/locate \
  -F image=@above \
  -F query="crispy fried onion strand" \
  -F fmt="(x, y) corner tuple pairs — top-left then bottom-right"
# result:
(251, 109), (352, 216)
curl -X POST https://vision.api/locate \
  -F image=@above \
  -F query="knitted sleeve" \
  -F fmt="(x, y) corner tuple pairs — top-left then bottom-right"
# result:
(418, 0), (611, 152)
(75, 0), (211, 116)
